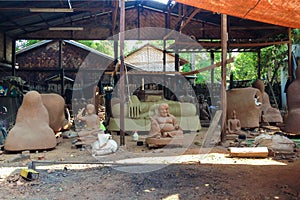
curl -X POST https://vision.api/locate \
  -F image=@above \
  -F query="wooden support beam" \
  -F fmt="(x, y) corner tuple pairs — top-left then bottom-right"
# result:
(179, 8), (201, 32)
(111, 0), (119, 35)
(181, 57), (234, 76)
(59, 40), (64, 96)
(119, 0), (125, 146)
(221, 14), (228, 142)
(257, 49), (261, 79)
(210, 51), (215, 105)
(122, 57), (234, 76)
(11, 40), (16, 76)
(288, 28), (293, 80)
(172, 40), (289, 49)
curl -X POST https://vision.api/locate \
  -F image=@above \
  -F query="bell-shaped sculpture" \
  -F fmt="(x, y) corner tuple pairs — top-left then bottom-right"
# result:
(285, 67), (300, 134)
(5, 91), (56, 151)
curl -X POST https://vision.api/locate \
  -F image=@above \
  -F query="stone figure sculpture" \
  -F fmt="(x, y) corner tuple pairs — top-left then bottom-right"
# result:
(227, 87), (262, 128)
(227, 110), (242, 134)
(198, 94), (211, 121)
(76, 104), (104, 145)
(41, 93), (68, 132)
(284, 67), (300, 134)
(252, 79), (283, 124)
(146, 103), (183, 147)
(148, 103), (183, 138)
(5, 91), (56, 151)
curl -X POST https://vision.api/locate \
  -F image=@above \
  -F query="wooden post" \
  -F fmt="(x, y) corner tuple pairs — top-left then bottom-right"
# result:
(221, 14), (228, 142)
(11, 39), (16, 76)
(257, 49), (261, 79)
(119, 0), (125, 146)
(59, 40), (64, 96)
(210, 51), (215, 105)
(137, 2), (140, 39)
(175, 52), (179, 72)
(3, 33), (6, 62)
(288, 28), (293, 80)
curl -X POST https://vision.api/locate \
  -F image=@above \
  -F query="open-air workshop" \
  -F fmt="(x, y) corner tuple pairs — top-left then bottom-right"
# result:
(1, 0), (300, 199)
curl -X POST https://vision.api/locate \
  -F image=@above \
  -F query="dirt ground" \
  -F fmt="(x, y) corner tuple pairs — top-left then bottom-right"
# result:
(0, 129), (300, 200)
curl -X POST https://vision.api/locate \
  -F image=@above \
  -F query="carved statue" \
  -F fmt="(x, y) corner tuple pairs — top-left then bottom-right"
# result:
(284, 67), (300, 134)
(252, 79), (283, 124)
(5, 91), (56, 151)
(148, 103), (183, 138)
(227, 87), (262, 128)
(41, 93), (68, 132)
(198, 94), (211, 121)
(227, 110), (241, 134)
(146, 103), (184, 147)
(76, 104), (104, 145)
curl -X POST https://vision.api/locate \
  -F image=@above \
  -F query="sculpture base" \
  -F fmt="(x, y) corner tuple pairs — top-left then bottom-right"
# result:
(145, 137), (183, 148)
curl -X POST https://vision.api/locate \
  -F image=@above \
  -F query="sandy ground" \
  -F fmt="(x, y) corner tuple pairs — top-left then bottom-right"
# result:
(0, 129), (299, 200)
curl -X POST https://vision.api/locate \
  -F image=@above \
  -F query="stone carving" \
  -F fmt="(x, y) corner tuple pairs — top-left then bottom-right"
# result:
(41, 93), (68, 132)
(76, 104), (104, 145)
(198, 94), (211, 121)
(252, 79), (283, 124)
(284, 67), (300, 134)
(227, 110), (241, 134)
(146, 103), (183, 147)
(5, 91), (56, 151)
(109, 95), (201, 132)
(227, 87), (262, 128)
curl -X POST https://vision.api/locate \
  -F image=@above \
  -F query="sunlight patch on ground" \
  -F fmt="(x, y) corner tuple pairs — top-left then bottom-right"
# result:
(0, 167), (26, 179)
(0, 153), (286, 178)
(113, 153), (286, 166)
(162, 194), (180, 200)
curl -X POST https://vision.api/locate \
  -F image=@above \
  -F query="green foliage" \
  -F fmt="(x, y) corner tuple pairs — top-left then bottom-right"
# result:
(231, 45), (287, 84)
(78, 40), (114, 56)
(293, 29), (300, 44)
(232, 52), (257, 80)
(16, 40), (40, 51)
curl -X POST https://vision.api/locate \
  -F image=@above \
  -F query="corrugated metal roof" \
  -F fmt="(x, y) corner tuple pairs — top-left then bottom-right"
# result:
(0, 0), (290, 51)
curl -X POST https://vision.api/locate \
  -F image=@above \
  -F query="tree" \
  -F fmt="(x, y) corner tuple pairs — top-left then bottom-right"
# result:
(16, 40), (40, 51)
(231, 44), (287, 85)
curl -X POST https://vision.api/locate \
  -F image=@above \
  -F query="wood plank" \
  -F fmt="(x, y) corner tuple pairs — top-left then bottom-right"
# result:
(202, 110), (222, 148)
(229, 147), (269, 158)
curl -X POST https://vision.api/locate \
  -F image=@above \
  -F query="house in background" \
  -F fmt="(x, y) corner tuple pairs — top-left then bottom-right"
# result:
(125, 44), (188, 72)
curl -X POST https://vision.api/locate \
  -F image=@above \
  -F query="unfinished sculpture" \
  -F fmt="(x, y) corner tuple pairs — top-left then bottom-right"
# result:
(227, 110), (242, 135)
(41, 93), (68, 132)
(227, 87), (262, 128)
(252, 79), (283, 124)
(284, 67), (300, 134)
(146, 103), (183, 147)
(5, 91), (56, 151)
(76, 104), (104, 145)
(109, 95), (201, 132)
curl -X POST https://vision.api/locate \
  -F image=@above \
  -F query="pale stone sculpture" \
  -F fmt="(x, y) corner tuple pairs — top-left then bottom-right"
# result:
(146, 103), (183, 147)
(76, 104), (103, 145)
(252, 79), (283, 124)
(284, 67), (300, 134)
(5, 91), (56, 151)
(41, 93), (67, 132)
